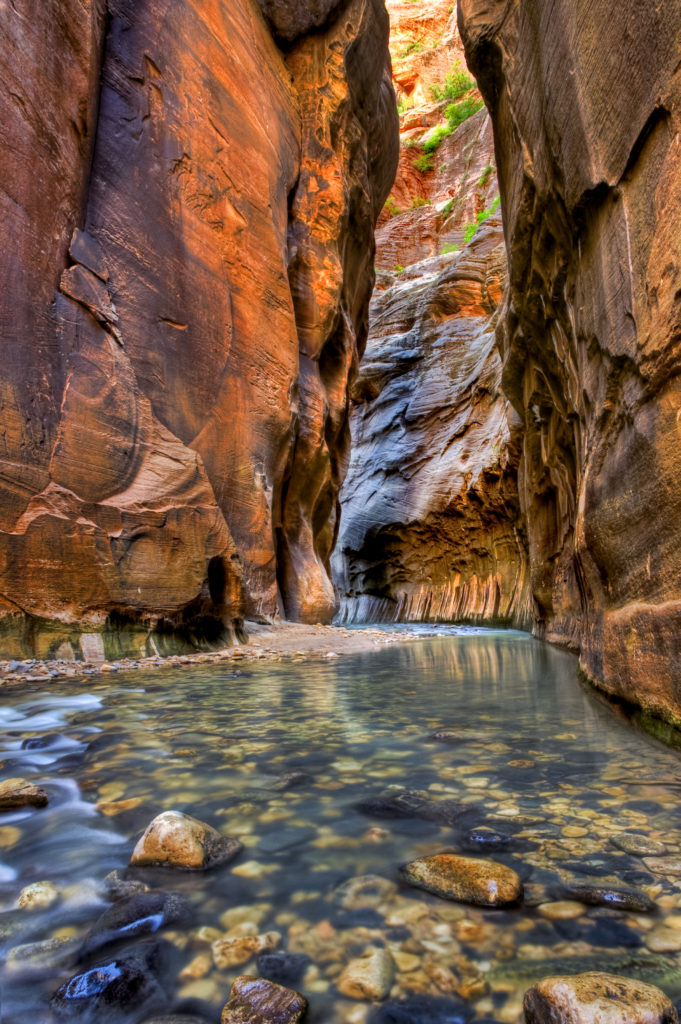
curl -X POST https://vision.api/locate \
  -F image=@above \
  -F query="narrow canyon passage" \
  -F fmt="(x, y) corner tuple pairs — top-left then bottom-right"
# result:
(1, 1), (681, 1023)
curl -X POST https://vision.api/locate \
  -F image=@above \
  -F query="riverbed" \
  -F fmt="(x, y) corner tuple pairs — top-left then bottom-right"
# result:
(2, 628), (681, 1023)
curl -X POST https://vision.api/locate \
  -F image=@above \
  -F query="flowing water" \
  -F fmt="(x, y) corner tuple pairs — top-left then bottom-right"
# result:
(2, 628), (681, 1024)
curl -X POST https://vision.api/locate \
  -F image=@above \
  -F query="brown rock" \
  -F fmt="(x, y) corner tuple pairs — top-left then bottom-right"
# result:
(0, 778), (49, 810)
(212, 931), (281, 969)
(0, 0), (397, 654)
(336, 947), (395, 1001)
(130, 811), (242, 871)
(401, 853), (522, 907)
(459, 0), (681, 727)
(221, 975), (307, 1024)
(523, 972), (678, 1024)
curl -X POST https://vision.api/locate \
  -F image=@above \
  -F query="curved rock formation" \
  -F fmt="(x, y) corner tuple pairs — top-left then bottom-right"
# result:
(459, 0), (681, 724)
(333, 2), (530, 627)
(0, 0), (397, 657)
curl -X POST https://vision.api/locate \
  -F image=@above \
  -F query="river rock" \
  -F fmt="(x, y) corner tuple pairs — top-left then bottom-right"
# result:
(333, 874), (397, 909)
(401, 853), (522, 907)
(337, 948), (395, 1001)
(369, 994), (474, 1024)
(17, 880), (60, 911)
(256, 952), (312, 987)
(220, 975), (307, 1024)
(523, 972), (678, 1024)
(6, 936), (81, 976)
(130, 811), (242, 870)
(0, 778), (49, 810)
(644, 857), (681, 877)
(464, 827), (511, 851)
(612, 834), (667, 857)
(212, 931), (281, 969)
(51, 941), (171, 1021)
(81, 891), (192, 959)
(561, 884), (655, 913)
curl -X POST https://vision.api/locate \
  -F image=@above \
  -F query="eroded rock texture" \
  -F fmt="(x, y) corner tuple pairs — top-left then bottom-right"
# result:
(0, 0), (397, 656)
(334, 1), (531, 627)
(459, 0), (681, 723)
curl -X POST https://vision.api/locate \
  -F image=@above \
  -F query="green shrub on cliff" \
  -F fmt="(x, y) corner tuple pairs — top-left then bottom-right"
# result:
(429, 62), (475, 103)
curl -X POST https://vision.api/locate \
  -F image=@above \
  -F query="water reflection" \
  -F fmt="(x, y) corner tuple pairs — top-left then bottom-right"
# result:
(0, 631), (680, 1024)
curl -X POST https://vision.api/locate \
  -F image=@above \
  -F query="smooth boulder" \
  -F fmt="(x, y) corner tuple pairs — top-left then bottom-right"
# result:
(401, 853), (522, 907)
(80, 891), (192, 959)
(523, 972), (678, 1024)
(337, 948), (395, 1001)
(0, 778), (49, 810)
(51, 941), (171, 1021)
(221, 975), (307, 1024)
(130, 811), (242, 870)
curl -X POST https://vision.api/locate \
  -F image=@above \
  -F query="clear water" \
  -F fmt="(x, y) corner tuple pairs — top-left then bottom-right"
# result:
(2, 629), (681, 1024)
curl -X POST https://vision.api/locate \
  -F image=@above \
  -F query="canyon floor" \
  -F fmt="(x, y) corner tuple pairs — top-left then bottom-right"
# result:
(0, 623), (436, 690)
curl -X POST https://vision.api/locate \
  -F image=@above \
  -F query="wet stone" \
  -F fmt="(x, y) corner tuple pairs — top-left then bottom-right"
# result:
(644, 856), (681, 876)
(401, 853), (522, 907)
(51, 940), (172, 1021)
(256, 952), (311, 987)
(212, 930), (280, 969)
(0, 777), (49, 810)
(369, 994), (474, 1024)
(333, 874), (397, 909)
(337, 947), (395, 1001)
(561, 883), (655, 913)
(17, 880), (60, 911)
(220, 975), (307, 1024)
(613, 833), (667, 857)
(6, 936), (81, 976)
(463, 827), (511, 851)
(523, 971), (678, 1024)
(130, 811), (242, 871)
(258, 827), (316, 854)
(104, 869), (151, 900)
(81, 891), (192, 959)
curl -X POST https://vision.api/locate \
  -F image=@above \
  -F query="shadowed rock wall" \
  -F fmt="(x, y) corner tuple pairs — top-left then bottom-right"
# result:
(0, 0), (397, 658)
(334, 1), (531, 627)
(459, 0), (681, 724)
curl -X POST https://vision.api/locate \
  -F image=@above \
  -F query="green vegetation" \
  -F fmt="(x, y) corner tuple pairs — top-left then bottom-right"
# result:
(384, 195), (402, 217)
(440, 242), (460, 255)
(397, 95), (415, 116)
(445, 95), (484, 133)
(410, 196), (431, 209)
(422, 123), (452, 155)
(429, 61), (475, 103)
(441, 198), (454, 219)
(395, 264), (405, 274)
(413, 153), (434, 174)
(478, 162), (495, 188)
(462, 194), (501, 244)
(396, 40), (423, 59)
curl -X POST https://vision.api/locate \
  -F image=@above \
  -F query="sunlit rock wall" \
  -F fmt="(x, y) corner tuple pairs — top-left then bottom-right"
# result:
(459, 0), (681, 724)
(0, 0), (397, 657)
(334, 1), (531, 627)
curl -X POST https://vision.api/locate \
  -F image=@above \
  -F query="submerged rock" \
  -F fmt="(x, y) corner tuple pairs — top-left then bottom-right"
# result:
(212, 931), (281, 969)
(6, 936), (81, 976)
(561, 884), (655, 913)
(337, 947), (395, 1001)
(81, 891), (192, 959)
(51, 941), (172, 1021)
(256, 952), (311, 988)
(612, 834), (667, 857)
(220, 975), (307, 1024)
(401, 853), (522, 907)
(17, 880), (60, 911)
(369, 994), (474, 1024)
(130, 811), (242, 870)
(0, 777), (49, 810)
(523, 972), (678, 1024)
(332, 874), (397, 909)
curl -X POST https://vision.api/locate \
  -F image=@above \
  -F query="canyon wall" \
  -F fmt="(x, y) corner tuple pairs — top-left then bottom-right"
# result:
(459, 0), (681, 725)
(334, 0), (531, 628)
(0, 0), (397, 658)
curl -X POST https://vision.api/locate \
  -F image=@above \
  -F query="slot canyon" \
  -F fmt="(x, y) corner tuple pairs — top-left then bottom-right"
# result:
(1, 2), (681, 1024)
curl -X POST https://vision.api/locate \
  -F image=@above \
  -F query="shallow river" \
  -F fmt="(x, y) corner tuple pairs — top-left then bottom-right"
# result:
(2, 628), (681, 1024)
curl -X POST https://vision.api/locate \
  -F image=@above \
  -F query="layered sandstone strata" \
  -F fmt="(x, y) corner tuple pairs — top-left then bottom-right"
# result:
(0, 0), (397, 657)
(459, 0), (681, 724)
(333, 1), (531, 627)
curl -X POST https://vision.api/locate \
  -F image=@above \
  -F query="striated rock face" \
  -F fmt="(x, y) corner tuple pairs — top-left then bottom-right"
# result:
(459, 0), (681, 725)
(0, 0), (397, 656)
(333, 2), (531, 627)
